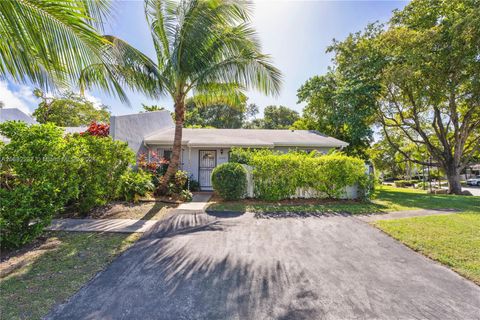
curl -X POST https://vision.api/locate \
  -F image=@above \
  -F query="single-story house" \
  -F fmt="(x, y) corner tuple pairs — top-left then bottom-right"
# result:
(111, 110), (348, 190)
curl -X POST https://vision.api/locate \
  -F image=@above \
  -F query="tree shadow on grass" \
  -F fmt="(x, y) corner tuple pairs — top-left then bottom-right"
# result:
(206, 201), (390, 219)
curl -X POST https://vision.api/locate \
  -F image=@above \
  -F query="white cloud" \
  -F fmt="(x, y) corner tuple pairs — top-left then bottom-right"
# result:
(0, 81), (37, 114)
(0, 82), (104, 117)
(83, 91), (104, 109)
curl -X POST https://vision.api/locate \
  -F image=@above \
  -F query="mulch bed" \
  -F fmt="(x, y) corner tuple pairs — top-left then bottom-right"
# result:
(209, 194), (366, 206)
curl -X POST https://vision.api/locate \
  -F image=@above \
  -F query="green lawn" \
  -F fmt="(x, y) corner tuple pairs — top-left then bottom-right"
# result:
(207, 185), (480, 214)
(0, 232), (140, 320)
(375, 212), (480, 285)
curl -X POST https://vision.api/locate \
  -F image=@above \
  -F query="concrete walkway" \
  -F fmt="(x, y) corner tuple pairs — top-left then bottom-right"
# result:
(46, 218), (158, 233)
(46, 193), (212, 234)
(357, 208), (459, 222)
(173, 192), (212, 211)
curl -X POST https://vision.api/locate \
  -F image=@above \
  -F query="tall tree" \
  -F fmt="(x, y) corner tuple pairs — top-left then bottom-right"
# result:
(81, 0), (282, 192)
(375, 0), (480, 194)
(305, 0), (480, 193)
(0, 0), (113, 90)
(244, 105), (298, 129)
(32, 89), (110, 126)
(296, 25), (383, 158)
(184, 99), (258, 129)
(262, 105), (299, 129)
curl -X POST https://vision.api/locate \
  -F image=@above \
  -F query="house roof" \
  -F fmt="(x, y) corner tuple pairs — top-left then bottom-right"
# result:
(0, 108), (37, 124)
(144, 128), (348, 148)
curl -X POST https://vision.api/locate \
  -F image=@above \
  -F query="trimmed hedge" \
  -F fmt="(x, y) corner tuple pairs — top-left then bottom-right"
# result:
(211, 162), (247, 200)
(230, 149), (370, 201)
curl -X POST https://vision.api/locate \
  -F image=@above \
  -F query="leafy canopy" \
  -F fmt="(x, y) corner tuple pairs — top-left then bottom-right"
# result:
(184, 99), (259, 129)
(296, 25), (384, 158)
(33, 89), (110, 126)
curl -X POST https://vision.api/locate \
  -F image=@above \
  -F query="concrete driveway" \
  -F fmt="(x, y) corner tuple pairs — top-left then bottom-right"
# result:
(47, 211), (480, 320)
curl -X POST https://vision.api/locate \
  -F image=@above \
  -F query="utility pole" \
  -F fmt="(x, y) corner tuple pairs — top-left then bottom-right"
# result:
(428, 157), (432, 193)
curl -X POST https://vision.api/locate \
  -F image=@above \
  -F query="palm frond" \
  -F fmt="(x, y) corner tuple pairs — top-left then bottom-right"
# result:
(79, 36), (167, 103)
(80, 0), (113, 30)
(0, 0), (111, 89)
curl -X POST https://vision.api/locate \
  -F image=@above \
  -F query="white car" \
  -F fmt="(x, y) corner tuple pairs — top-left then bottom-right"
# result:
(467, 175), (480, 186)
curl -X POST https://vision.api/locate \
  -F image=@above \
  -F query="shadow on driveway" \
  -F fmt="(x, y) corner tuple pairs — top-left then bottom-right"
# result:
(46, 211), (480, 320)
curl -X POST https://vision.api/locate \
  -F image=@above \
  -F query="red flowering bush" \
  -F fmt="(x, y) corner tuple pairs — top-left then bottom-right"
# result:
(138, 151), (169, 174)
(83, 121), (110, 137)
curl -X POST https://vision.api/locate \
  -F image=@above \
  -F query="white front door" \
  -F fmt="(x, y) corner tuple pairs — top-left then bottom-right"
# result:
(199, 150), (216, 190)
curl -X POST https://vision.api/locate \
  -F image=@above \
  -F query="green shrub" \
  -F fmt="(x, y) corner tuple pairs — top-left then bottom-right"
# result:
(0, 122), (76, 249)
(187, 178), (201, 192)
(165, 170), (190, 195)
(229, 147), (274, 164)
(180, 189), (193, 202)
(233, 148), (368, 201)
(66, 134), (134, 213)
(0, 122), (135, 249)
(212, 162), (247, 200)
(119, 169), (155, 202)
(305, 155), (367, 199)
(394, 180), (420, 188)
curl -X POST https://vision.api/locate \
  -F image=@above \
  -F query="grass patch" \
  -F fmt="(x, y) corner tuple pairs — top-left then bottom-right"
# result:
(207, 185), (480, 215)
(374, 212), (480, 284)
(0, 231), (140, 320)
(372, 186), (479, 212)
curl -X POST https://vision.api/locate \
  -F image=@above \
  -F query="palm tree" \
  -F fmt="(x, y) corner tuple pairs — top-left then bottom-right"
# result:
(0, 0), (112, 90)
(81, 0), (282, 192)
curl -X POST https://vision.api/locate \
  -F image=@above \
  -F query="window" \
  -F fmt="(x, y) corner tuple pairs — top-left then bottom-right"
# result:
(163, 150), (172, 161)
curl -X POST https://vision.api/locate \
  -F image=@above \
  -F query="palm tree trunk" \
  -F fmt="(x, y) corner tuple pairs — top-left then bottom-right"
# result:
(158, 98), (185, 194)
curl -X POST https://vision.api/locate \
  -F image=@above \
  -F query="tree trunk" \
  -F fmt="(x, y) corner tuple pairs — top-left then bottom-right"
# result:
(158, 98), (185, 194)
(445, 165), (462, 195)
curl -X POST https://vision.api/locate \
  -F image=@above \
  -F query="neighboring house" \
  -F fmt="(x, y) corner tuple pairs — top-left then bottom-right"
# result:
(0, 107), (86, 142)
(0, 107), (37, 124)
(111, 111), (348, 190)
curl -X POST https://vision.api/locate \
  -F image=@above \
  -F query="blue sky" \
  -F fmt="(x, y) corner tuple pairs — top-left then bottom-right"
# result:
(2, 0), (408, 116)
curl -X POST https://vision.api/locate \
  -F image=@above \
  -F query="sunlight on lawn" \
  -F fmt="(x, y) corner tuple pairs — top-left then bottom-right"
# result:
(375, 211), (480, 284)
(373, 186), (480, 212)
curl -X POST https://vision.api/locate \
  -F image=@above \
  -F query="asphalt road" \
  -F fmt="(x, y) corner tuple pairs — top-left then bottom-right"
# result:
(46, 211), (480, 320)
(464, 186), (480, 196)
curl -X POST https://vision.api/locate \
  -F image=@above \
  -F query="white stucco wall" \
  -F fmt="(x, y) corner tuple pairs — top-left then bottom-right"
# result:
(150, 146), (229, 187)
